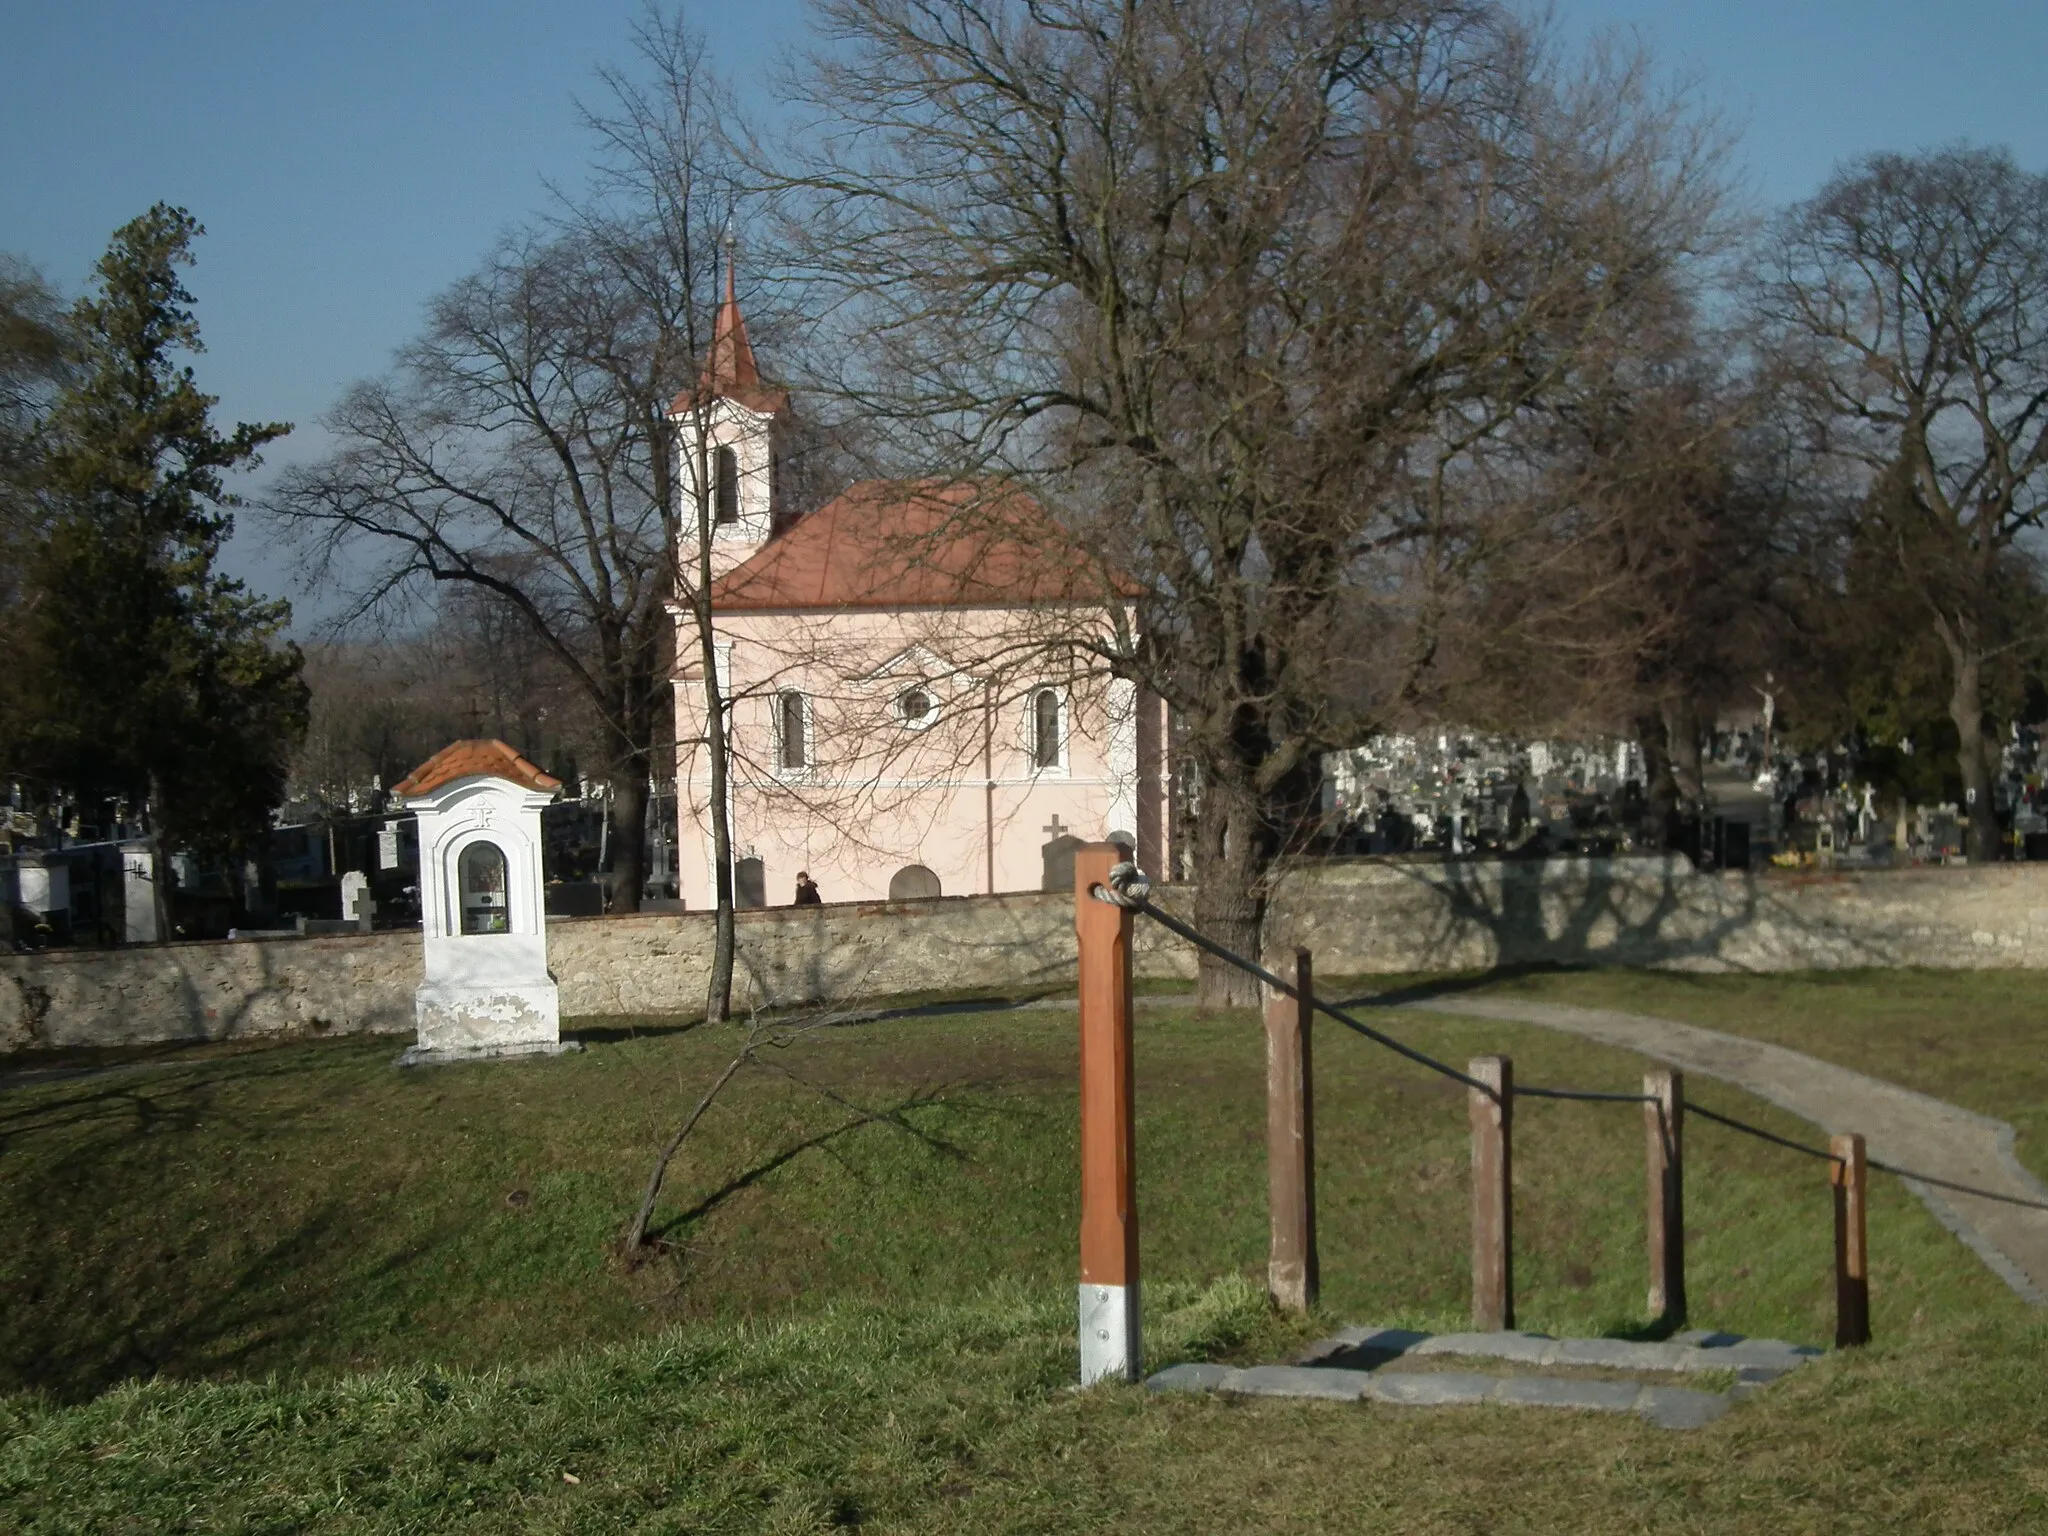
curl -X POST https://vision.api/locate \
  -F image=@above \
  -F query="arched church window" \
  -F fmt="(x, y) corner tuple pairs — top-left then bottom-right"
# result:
(1032, 688), (1064, 770)
(457, 841), (510, 934)
(777, 690), (809, 771)
(713, 444), (740, 524)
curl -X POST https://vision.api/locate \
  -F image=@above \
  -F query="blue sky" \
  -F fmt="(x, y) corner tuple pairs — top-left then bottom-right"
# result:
(4, 0), (2045, 618)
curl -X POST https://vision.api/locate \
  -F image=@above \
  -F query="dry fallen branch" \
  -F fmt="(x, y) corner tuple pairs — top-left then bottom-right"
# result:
(620, 1002), (891, 1253)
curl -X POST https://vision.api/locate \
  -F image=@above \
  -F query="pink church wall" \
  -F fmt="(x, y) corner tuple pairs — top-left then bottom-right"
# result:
(672, 605), (1165, 908)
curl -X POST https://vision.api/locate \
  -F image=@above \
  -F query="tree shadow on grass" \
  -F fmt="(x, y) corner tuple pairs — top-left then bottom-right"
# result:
(1332, 961), (1595, 1013)
(644, 1085), (1002, 1245)
(0, 1045), (384, 1161)
(1, 1198), (464, 1404)
(1, 1061), (318, 1160)
(571, 994), (1051, 1050)
(569, 1015), (709, 1046)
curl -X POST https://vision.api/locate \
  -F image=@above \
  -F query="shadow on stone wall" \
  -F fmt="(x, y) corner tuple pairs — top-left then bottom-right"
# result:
(1404, 857), (1760, 972)
(732, 895), (1078, 1010)
(2, 933), (416, 1055)
(1301, 854), (1981, 976)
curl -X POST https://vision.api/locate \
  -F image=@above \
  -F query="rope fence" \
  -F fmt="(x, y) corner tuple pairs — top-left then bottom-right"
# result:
(1515, 1085), (1655, 1104)
(1105, 873), (1507, 1100)
(1073, 857), (2046, 1376)
(1683, 1100), (1845, 1162)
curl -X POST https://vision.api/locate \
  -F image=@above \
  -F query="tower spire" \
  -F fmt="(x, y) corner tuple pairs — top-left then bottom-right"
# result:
(701, 229), (764, 402)
(667, 222), (786, 418)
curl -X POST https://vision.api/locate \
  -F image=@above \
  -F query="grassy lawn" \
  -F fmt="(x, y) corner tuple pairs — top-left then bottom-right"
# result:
(2, 973), (2044, 1531)
(1371, 966), (2048, 1182)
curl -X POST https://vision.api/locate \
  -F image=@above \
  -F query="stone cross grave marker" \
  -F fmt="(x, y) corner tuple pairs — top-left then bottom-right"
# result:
(340, 870), (374, 933)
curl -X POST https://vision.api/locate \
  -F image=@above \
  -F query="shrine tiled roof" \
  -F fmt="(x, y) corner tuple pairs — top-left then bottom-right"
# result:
(392, 740), (562, 799)
(707, 478), (1136, 612)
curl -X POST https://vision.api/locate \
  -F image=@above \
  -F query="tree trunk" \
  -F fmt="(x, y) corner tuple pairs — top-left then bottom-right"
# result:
(1664, 697), (1706, 812)
(1191, 777), (1271, 1010)
(1636, 711), (1676, 850)
(686, 408), (737, 1026)
(146, 771), (171, 943)
(704, 674), (736, 1023)
(610, 760), (650, 914)
(1947, 651), (2000, 862)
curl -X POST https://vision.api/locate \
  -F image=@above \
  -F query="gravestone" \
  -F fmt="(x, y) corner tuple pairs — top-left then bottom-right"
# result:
(889, 863), (942, 900)
(119, 841), (160, 944)
(1042, 836), (1082, 893)
(393, 739), (571, 1065)
(546, 880), (606, 917)
(340, 870), (373, 933)
(735, 856), (767, 909)
(1042, 812), (1082, 893)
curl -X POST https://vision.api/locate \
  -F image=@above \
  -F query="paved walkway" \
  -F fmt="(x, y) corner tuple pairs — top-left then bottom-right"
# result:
(1391, 995), (2048, 1305)
(1150, 1325), (1822, 1430)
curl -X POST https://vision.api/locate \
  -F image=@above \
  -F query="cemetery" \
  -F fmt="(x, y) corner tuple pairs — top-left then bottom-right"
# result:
(9, 0), (2048, 1529)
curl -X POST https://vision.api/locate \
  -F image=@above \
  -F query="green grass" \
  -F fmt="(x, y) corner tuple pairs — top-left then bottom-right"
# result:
(2, 972), (2044, 1530)
(3, 1289), (2046, 1533)
(1360, 966), (2048, 1181)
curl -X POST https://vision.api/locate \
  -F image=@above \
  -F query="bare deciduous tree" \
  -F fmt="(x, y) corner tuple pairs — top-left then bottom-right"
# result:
(1444, 306), (1796, 846)
(267, 221), (685, 912)
(1757, 145), (2048, 861)
(267, 13), (760, 971)
(782, 0), (1724, 1001)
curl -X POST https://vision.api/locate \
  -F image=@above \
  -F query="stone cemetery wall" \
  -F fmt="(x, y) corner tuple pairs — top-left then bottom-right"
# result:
(10, 856), (2048, 1051)
(1259, 855), (2048, 975)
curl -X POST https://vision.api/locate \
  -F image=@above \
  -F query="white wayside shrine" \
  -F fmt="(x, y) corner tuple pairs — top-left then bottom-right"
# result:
(392, 740), (574, 1065)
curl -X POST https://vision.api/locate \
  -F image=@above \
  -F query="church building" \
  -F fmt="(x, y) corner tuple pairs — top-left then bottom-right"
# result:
(668, 277), (1168, 908)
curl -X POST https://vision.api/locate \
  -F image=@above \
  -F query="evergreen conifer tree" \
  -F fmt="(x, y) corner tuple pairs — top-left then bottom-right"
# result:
(18, 205), (305, 905)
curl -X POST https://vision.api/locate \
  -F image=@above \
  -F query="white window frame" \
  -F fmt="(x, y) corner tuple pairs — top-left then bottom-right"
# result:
(774, 688), (813, 777)
(896, 682), (939, 732)
(1027, 685), (1069, 776)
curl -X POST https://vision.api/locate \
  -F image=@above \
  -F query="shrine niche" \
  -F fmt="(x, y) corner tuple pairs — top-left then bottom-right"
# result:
(392, 740), (571, 1064)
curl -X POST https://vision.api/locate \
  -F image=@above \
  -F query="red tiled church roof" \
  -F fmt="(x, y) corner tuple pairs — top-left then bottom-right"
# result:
(393, 740), (562, 799)
(667, 267), (788, 418)
(708, 479), (1137, 612)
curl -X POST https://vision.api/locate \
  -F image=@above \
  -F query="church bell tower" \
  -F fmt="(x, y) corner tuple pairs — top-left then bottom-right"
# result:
(669, 260), (788, 582)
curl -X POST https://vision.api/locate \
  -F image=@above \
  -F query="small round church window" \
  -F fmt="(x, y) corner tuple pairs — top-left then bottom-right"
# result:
(898, 686), (935, 728)
(458, 841), (510, 935)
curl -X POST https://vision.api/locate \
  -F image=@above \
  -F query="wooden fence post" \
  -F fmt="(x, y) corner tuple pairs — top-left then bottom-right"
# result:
(1075, 843), (1141, 1384)
(1832, 1132), (1870, 1348)
(1264, 948), (1318, 1314)
(1644, 1068), (1686, 1326)
(1469, 1055), (1514, 1332)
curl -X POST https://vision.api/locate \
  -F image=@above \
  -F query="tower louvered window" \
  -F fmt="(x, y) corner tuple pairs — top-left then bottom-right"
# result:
(713, 445), (740, 524)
